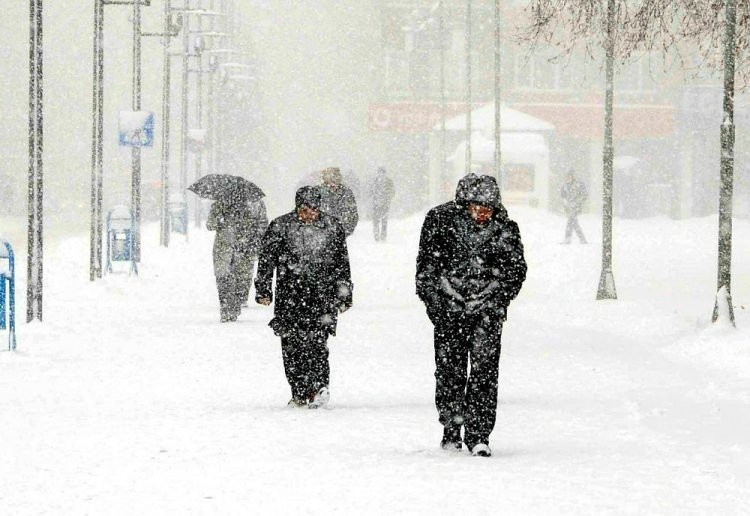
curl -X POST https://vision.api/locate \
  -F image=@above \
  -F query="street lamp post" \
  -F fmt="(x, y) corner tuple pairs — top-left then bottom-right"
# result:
(90, 0), (153, 280)
(464, 0), (472, 176)
(131, 0), (143, 263)
(439, 0), (446, 191)
(27, 0), (44, 322)
(494, 0), (502, 187)
(139, 6), (183, 247)
(179, 1), (192, 237)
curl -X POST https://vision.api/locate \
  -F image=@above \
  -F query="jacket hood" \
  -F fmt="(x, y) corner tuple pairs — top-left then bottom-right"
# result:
(295, 186), (321, 209)
(455, 174), (502, 209)
(455, 173), (479, 205)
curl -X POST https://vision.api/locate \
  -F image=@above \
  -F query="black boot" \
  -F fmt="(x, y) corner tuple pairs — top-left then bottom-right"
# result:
(440, 424), (462, 451)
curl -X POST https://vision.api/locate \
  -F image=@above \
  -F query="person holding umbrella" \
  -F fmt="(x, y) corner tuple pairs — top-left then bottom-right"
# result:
(255, 186), (353, 409)
(189, 174), (267, 322)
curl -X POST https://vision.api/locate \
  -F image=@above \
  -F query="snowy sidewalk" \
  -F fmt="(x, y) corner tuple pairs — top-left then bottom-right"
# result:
(1, 208), (749, 514)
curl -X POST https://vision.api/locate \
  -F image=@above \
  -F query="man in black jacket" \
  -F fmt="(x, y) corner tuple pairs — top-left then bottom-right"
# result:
(416, 174), (527, 457)
(255, 186), (353, 409)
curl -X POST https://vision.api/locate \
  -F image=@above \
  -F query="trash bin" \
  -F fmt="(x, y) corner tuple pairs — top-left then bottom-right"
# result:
(168, 195), (188, 235)
(0, 239), (16, 350)
(106, 205), (137, 274)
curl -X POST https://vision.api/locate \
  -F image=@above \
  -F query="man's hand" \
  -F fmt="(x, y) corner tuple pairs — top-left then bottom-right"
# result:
(338, 302), (352, 313)
(256, 297), (271, 306)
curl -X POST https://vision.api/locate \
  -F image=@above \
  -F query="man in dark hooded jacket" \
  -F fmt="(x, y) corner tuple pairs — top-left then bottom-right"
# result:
(316, 167), (359, 237)
(255, 186), (353, 409)
(416, 174), (527, 457)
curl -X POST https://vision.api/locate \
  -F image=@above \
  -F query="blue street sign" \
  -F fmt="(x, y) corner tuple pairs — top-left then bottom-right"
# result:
(118, 111), (155, 148)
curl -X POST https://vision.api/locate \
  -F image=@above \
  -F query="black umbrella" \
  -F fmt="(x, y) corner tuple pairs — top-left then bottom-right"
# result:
(188, 174), (265, 204)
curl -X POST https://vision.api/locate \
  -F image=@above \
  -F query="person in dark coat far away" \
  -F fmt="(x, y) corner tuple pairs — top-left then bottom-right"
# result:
(316, 167), (359, 237)
(370, 166), (395, 242)
(207, 196), (268, 322)
(416, 173), (527, 457)
(560, 170), (588, 244)
(255, 186), (353, 409)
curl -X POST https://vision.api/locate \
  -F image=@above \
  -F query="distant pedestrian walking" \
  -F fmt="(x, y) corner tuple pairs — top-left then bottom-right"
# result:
(416, 174), (527, 457)
(316, 167), (359, 237)
(370, 167), (395, 242)
(561, 170), (588, 244)
(255, 186), (353, 409)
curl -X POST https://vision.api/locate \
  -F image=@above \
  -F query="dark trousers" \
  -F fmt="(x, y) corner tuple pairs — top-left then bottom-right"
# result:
(281, 331), (330, 401)
(216, 274), (241, 319)
(564, 214), (587, 243)
(216, 255), (256, 318)
(373, 209), (389, 241)
(433, 312), (503, 448)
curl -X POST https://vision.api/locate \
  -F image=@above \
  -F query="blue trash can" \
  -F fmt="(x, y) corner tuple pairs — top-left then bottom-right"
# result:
(168, 195), (188, 235)
(106, 205), (137, 274)
(0, 239), (16, 350)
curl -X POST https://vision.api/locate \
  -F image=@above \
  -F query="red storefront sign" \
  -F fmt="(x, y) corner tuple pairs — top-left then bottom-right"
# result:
(516, 103), (676, 139)
(368, 102), (470, 133)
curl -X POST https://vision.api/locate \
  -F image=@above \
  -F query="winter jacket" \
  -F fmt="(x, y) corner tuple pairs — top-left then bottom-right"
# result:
(255, 211), (353, 338)
(370, 175), (395, 214)
(561, 178), (587, 216)
(315, 184), (359, 237)
(207, 199), (268, 277)
(416, 174), (527, 323)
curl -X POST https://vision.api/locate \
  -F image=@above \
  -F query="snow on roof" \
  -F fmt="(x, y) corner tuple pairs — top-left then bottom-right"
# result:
(447, 131), (549, 164)
(439, 102), (554, 132)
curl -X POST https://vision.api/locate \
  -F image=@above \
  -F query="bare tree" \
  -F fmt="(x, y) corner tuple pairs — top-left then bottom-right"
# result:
(520, 0), (632, 301)
(522, 1), (745, 324)
(622, 0), (743, 326)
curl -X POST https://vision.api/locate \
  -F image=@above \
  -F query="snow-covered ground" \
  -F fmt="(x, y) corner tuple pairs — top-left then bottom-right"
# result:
(1, 207), (749, 514)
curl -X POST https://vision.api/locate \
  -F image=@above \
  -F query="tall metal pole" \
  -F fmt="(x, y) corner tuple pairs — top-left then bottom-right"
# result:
(159, 0), (172, 247)
(131, 0), (143, 263)
(439, 0), (446, 190)
(194, 3), (204, 228)
(207, 0), (217, 178)
(27, 0), (44, 322)
(713, 0), (737, 325)
(494, 0), (502, 188)
(464, 0), (472, 176)
(96, 5), (104, 277)
(90, 0), (102, 280)
(180, 1), (191, 236)
(596, 0), (617, 300)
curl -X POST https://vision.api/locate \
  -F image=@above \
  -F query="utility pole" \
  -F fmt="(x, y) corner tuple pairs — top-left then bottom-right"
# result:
(27, 0), (44, 322)
(91, 0), (104, 279)
(159, 0), (173, 247)
(131, 0), (143, 262)
(180, 0), (191, 237)
(194, 3), (205, 228)
(464, 0), (472, 176)
(439, 0), (446, 191)
(596, 0), (617, 300)
(494, 0), (502, 188)
(713, 0), (737, 326)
